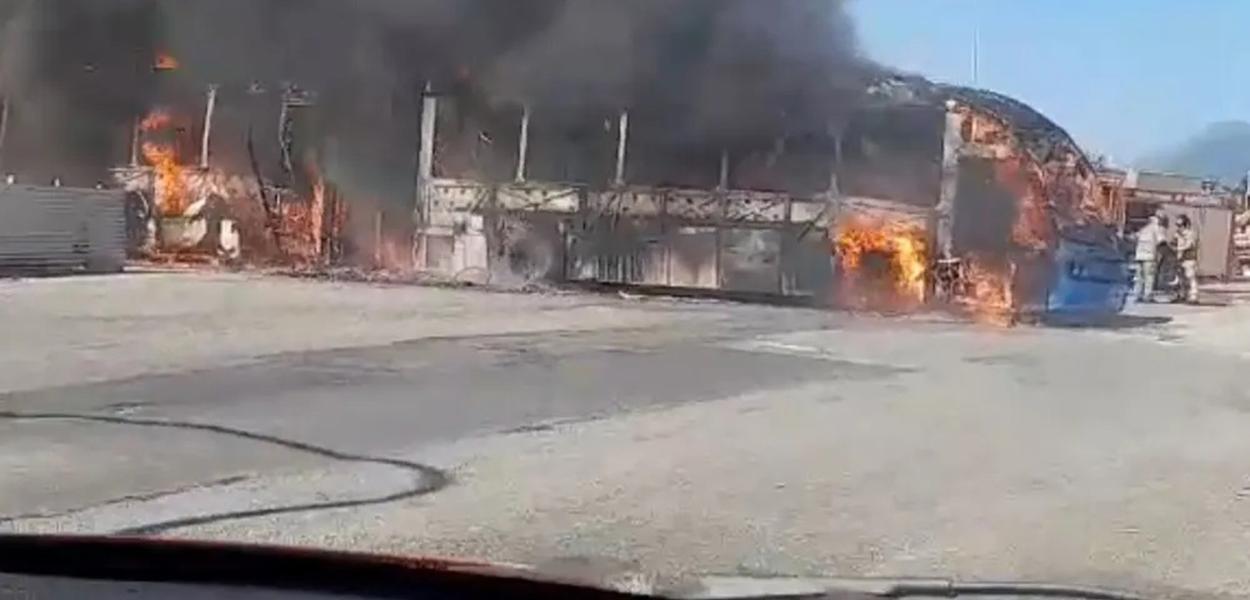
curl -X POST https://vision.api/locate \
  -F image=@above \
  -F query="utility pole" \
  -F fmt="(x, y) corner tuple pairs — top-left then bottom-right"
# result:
(971, 25), (981, 87)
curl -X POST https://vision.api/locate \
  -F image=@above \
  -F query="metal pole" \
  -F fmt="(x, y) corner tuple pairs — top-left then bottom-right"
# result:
(419, 88), (437, 183)
(200, 85), (218, 170)
(614, 110), (629, 187)
(718, 149), (730, 190)
(374, 209), (384, 268)
(0, 96), (9, 173)
(936, 102), (964, 259)
(129, 117), (140, 167)
(277, 90), (293, 182)
(515, 105), (531, 183)
(830, 132), (843, 195)
(414, 85), (438, 270)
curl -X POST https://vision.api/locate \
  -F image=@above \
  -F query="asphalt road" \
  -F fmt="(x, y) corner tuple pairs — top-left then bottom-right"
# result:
(3, 273), (1250, 597)
(0, 273), (853, 532)
(1, 324), (852, 525)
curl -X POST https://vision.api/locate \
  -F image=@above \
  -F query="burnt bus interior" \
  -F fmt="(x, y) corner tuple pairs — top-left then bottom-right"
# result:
(419, 87), (965, 306)
(417, 77), (1125, 318)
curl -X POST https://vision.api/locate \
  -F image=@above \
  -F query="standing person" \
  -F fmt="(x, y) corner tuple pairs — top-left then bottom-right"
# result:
(1175, 215), (1200, 304)
(1134, 214), (1165, 302)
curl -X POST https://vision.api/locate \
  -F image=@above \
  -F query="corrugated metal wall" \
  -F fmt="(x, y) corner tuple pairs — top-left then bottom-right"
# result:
(0, 185), (127, 274)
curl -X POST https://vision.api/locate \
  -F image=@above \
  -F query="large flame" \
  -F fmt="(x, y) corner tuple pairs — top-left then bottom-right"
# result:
(139, 108), (187, 216)
(141, 142), (188, 217)
(835, 217), (928, 309)
(310, 171), (327, 259)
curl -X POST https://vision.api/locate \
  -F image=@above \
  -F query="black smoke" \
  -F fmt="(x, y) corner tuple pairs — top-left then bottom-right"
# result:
(0, 0), (877, 195)
(0, 0), (158, 184)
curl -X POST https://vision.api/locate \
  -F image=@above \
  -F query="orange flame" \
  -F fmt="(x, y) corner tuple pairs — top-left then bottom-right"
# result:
(131, 103), (354, 267)
(310, 169), (327, 259)
(137, 108), (187, 216)
(154, 52), (180, 71)
(265, 168), (349, 267)
(961, 257), (1016, 325)
(835, 217), (928, 309)
(142, 141), (187, 216)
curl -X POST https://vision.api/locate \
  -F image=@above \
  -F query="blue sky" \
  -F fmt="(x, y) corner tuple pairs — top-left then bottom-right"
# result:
(848, 0), (1250, 164)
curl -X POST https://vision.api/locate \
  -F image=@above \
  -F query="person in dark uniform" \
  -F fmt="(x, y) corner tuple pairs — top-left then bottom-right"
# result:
(1175, 215), (1199, 304)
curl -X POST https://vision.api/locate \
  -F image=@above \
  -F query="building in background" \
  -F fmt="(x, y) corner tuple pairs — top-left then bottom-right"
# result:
(1114, 170), (1235, 279)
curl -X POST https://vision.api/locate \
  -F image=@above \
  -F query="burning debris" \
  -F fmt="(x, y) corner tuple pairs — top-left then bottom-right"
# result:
(956, 257), (1017, 324)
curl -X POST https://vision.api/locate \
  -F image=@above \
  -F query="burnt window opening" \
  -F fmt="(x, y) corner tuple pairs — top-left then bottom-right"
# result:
(620, 112), (718, 189)
(526, 109), (617, 186)
(432, 97), (518, 182)
(837, 106), (944, 206)
(952, 157), (1019, 255)
(626, 141), (722, 190)
(730, 133), (838, 195)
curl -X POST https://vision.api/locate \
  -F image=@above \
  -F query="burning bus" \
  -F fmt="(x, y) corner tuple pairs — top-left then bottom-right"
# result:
(15, 57), (1130, 323)
(109, 54), (351, 267)
(0, 2), (1130, 321)
(414, 75), (1132, 321)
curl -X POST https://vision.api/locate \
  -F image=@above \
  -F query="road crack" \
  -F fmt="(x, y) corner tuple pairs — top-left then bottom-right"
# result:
(0, 411), (451, 536)
(0, 475), (249, 525)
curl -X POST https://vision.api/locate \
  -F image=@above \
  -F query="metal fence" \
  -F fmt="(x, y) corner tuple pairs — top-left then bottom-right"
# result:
(0, 185), (127, 274)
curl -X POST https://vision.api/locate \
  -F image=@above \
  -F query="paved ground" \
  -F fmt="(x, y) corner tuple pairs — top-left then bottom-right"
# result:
(2, 272), (1249, 597)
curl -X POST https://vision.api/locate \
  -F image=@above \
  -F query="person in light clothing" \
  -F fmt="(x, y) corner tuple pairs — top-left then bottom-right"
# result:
(1134, 214), (1166, 302)
(1175, 215), (1199, 304)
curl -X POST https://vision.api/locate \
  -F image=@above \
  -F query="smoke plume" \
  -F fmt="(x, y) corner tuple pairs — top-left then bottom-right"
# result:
(0, 0), (877, 195)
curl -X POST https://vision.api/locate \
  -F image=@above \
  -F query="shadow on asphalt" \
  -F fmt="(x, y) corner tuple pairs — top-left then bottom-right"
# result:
(1040, 314), (1173, 330)
(0, 411), (450, 536)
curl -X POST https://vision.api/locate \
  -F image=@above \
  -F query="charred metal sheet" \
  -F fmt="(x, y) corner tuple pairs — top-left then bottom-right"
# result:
(636, 229), (669, 286)
(945, 86), (1092, 176)
(497, 184), (580, 213)
(669, 226), (719, 289)
(720, 228), (782, 294)
(564, 218), (598, 282)
(782, 228), (834, 299)
(725, 191), (788, 223)
(427, 179), (491, 220)
(789, 199), (830, 225)
(666, 189), (722, 221)
(489, 213), (567, 284)
(422, 232), (456, 274)
(589, 189), (663, 217)
(565, 216), (663, 285)
(419, 216), (488, 281)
